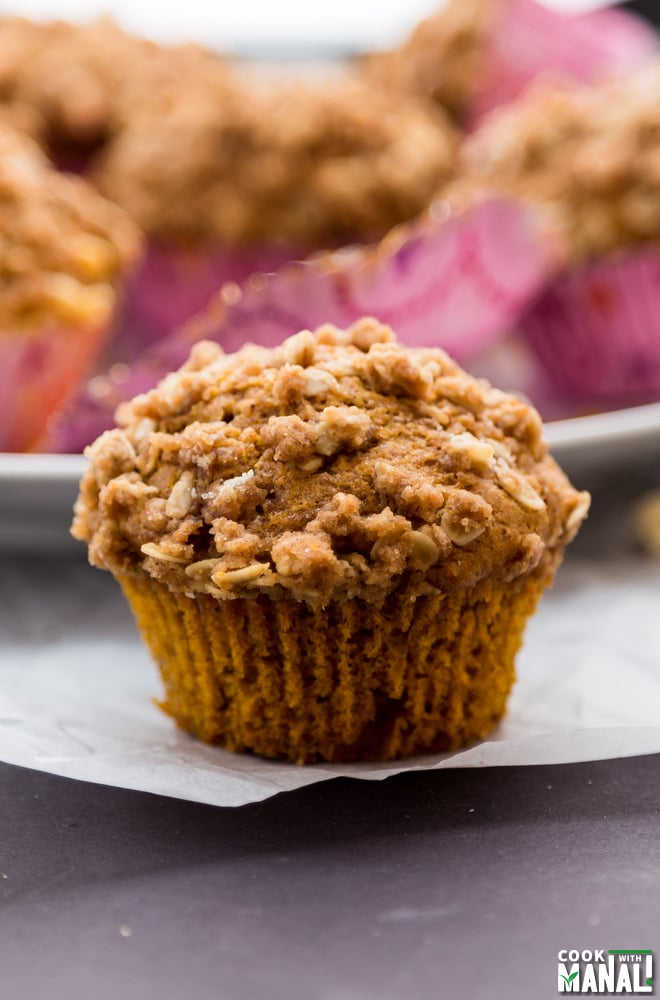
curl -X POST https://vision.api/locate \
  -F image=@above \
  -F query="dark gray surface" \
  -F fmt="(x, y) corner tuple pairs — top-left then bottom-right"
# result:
(0, 755), (659, 1000)
(2, 456), (660, 1000)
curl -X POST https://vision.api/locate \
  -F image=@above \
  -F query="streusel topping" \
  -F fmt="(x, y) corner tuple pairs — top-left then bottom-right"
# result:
(93, 69), (456, 244)
(73, 319), (589, 606)
(455, 62), (660, 260)
(362, 0), (495, 117)
(0, 16), (228, 146)
(0, 122), (141, 327)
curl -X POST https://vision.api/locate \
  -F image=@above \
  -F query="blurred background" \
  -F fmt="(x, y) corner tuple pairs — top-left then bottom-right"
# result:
(11, 0), (651, 52)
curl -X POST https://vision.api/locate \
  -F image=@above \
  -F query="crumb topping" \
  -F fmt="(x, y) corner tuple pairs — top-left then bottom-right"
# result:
(455, 62), (660, 260)
(0, 123), (141, 327)
(73, 319), (589, 606)
(0, 16), (228, 146)
(362, 0), (496, 117)
(0, 99), (45, 142)
(93, 69), (457, 244)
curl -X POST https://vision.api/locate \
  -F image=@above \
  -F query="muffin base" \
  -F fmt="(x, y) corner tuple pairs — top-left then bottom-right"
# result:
(119, 569), (550, 764)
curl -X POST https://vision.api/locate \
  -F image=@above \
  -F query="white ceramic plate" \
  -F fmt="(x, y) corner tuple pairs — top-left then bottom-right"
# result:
(2, 401), (659, 555)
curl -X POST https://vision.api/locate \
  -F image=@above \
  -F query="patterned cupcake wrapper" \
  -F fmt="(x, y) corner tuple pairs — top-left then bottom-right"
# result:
(119, 569), (549, 764)
(49, 195), (562, 452)
(467, 0), (657, 126)
(520, 247), (660, 406)
(116, 240), (305, 355)
(0, 320), (111, 453)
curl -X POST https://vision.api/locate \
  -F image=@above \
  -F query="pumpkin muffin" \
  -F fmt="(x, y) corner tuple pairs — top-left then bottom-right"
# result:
(92, 68), (457, 345)
(0, 122), (141, 452)
(456, 62), (660, 406)
(72, 318), (589, 763)
(0, 16), (227, 165)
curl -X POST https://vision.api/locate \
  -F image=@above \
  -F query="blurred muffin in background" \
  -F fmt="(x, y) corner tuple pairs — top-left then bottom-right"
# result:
(0, 122), (141, 452)
(455, 62), (660, 407)
(362, 0), (494, 120)
(0, 17), (457, 363)
(0, 98), (45, 143)
(0, 16), (229, 169)
(363, 0), (657, 127)
(93, 68), (457, 347)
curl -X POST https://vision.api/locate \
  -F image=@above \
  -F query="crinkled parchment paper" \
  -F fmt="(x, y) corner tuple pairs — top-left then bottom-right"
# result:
(1, 555), (659, 807)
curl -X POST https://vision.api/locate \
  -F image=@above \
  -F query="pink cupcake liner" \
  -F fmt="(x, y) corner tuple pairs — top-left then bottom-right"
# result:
(467, 0), (657, 126)
(192, 197), (558, 359)
(48, 195), (563, 453)
(115, 240), (306, 357)
(520, 247), (660, 407)
(0, 320), (111, 452)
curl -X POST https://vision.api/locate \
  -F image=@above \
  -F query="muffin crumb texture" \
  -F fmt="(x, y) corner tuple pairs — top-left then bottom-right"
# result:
(0, 15), (227, 145)
(93, 70), (456, 245)
(363, 0), (495, 117)
(457, 62), (660, 260)
(73, 319), (589, 608)
(0, 121), (140, 327)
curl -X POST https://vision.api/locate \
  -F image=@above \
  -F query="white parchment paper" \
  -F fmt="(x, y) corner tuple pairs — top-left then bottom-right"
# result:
(1, 555), (659, 807)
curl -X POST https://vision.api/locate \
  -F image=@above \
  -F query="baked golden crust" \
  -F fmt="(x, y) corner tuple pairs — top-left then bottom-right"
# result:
(455, 62), (660, 260)
(0, 122), (141, 328)
(73, 318), (589, 607)
(93, 69), (457, 244)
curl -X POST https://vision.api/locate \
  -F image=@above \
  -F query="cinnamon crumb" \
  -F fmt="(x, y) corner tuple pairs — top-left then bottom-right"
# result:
(73, 319), (589, 605)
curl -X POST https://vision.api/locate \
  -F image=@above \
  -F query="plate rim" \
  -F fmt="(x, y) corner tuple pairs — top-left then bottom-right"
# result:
(543, 400), (660, 450)
(1, 399), (659, 480)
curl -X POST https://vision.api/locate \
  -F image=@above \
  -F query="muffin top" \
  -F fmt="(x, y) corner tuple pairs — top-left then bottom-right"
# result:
(0, 122), (141, 328)
(0, 16), (228, 147)
(362, 0), (495, 118)
(455, 62), (660, 261)
(73, 319), (589, 607)
(92, 69), (457, 245)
